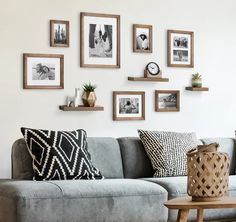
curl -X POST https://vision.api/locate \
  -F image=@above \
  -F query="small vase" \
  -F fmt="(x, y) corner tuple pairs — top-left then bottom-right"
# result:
(82, 91), (96, 107)
(73, 88), (80, 107)
(192, 78), (202, 88)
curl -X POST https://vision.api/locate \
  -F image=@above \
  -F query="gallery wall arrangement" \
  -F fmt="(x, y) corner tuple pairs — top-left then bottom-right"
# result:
(21, 11), (208, 121)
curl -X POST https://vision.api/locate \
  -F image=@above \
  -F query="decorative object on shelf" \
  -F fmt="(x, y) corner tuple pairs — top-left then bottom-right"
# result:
(23, 53), (64, 89)
(113, 91), (145, 121)
(155, 90), (180, 112)
(80, 12), (120, 68)
(133, 24), (152, 53)
(128, 62), (169, 82)
(144, 62), (161, 78)
(82, 82), (97, 107)
(192, 73), (202, 87)
(187, 143), (230, 202)
(73, 88), (80, 107)
(50, 20), (69, 47)
(59, 105), (104, 111)
(167, 30), (194, 67)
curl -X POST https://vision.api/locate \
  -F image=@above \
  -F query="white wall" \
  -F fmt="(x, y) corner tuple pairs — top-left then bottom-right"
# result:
(1, 0), (236, 178)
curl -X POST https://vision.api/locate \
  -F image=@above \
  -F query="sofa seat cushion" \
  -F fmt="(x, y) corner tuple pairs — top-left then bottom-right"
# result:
(0, 179), (168, 222)
(141, 176), (236, 222)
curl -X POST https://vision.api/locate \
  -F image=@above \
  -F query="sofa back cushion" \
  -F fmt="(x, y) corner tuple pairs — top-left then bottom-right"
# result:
(201, 138), (236, 175)
(12, 137), (124, 179)
(118, 137), (154, 178)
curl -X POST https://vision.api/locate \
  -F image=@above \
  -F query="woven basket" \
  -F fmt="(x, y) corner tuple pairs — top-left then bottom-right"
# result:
(187, 143), (230, 202)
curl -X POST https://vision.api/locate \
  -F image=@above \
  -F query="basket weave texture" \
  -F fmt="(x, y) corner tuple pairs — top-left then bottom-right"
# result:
(187, 143), (230, 201)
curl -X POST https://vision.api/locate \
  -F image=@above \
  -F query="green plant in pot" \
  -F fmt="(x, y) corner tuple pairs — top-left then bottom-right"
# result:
(82, 82), (97, 107)
(192, 73), (202, 88)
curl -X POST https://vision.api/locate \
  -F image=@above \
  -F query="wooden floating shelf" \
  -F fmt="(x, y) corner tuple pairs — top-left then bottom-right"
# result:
(185, 87), (209, 91)
(128, 77), (169, 82)
(59, 105), (104, 111)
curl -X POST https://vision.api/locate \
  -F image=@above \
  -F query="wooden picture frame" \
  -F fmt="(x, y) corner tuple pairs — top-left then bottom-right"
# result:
(113, 91), (145, 121)
(167, 30), (194, 67)
(23, 53), (64, 89)
(133, 24), (152, 53)
(80, 12), (120, 68)
(50, 20), (69, 47)
(155, 90), (180, 112)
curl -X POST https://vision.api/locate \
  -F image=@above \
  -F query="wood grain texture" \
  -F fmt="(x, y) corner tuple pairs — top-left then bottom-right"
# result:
(113, 91), (145, 121)
(80, 12), (120, 68)
(50, 20), (70, 47)
(59, 105), (104, 111)
(133, 24), (152, 53)
(155, 90), (180, 112)
(177, 209), (189, 222)
(164, 196), (236, 209)
(128, 77), (169, 82)
(197, 209), (204, 222)
(185, 87), (209, 91)
(167, 29), (194, 68)
(23, 53), (64, 89)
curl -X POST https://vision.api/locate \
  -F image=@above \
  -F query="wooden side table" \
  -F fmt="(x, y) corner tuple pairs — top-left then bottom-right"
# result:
(164, 196), (236, 222)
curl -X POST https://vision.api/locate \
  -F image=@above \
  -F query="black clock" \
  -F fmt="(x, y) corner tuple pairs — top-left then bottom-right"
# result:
(146, 62), (160, 76)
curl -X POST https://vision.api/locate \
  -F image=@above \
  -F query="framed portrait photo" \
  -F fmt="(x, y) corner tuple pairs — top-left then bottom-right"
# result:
(155, 90), (180, 112)
(133, 24), (152, 53)
(23, 53), (64, 89)
(167, 30), (194, 67)
(113, 91), (145, 121)
(80, 12), (120, 68)
(50, 20), (69, 47)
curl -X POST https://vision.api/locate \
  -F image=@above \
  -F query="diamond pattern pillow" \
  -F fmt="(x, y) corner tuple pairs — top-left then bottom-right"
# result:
(138, 130), (197, 177)
(21, 127), (103, 181)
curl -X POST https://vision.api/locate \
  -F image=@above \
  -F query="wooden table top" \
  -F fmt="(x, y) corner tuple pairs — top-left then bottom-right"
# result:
(164, 196), (236, 209)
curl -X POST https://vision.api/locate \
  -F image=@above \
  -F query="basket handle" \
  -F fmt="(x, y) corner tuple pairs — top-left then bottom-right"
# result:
(187, 143), (219, 156)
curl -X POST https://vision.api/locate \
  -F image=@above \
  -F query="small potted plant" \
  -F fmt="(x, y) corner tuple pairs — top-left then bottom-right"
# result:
(192, 73), (202, 88)
(82, 82), (97, 107)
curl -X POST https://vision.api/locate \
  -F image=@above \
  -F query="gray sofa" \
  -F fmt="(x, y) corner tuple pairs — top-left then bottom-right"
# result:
(0, 137), (235, 222)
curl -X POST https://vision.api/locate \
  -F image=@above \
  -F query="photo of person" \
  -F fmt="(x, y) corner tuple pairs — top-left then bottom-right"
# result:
(119, 98), (139, 114)
(89, 24), (113, 58)
(136, 28), (150, 50)
(167, 30), (193, 67)
(173, 36), (188, 48)
(32, 63), (55, 80)
(173, 50), (188, 62)
(133, 24), (152, 53)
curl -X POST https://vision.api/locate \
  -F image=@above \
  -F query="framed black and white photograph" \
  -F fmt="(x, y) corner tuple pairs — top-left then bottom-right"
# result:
(133, 24), (152, 53)
(23, 53), (64, 89)
(80, 12), (120, 68)
(50, 20), (69, 47)
(113, 91), (145, 121)
(167, 30), (194, 67)
(155, 90), (180, 112)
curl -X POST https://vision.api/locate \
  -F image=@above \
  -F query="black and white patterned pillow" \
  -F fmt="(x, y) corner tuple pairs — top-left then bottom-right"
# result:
(21, 127), (103, 181)
(138, 130), (197, 177)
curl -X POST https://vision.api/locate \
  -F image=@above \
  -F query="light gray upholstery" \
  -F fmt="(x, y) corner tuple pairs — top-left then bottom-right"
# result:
(12, 137), (124, 179)
(0, 179), (168, 222)
(201, 138), (236, 175)
(143, 176), (236, 222)
(87, 137), (124, 178)
(11, 139), (33, 180)
(118, 137), (154, 178)
(6, 136), (236, 222)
